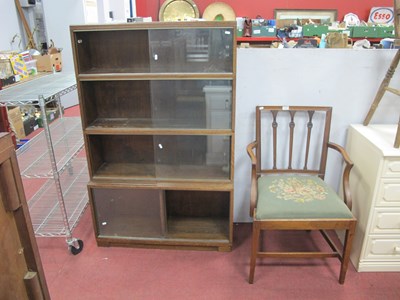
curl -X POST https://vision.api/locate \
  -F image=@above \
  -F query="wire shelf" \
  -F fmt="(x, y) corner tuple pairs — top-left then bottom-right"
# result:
(17, 117), (84, 178)
(27, 158), (89, 237)
(1, 73), (87, 252)
(0, 73), (77, 106)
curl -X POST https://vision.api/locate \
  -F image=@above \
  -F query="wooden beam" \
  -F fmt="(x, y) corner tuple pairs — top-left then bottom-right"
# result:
(14, 0), (37, 49)
(363, 1), (400, 148)
(396, 0), (400, 38)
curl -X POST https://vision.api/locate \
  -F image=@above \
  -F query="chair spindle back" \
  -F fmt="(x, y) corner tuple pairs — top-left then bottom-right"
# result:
(255, 106), (332, 178)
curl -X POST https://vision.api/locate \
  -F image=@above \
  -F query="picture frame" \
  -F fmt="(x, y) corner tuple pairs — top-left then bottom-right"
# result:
(274, 9), (338, 24)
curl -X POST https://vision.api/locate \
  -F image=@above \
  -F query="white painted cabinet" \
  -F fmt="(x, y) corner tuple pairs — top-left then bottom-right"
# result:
(203, 85), (232, 167)
(346, 124), (400, 271)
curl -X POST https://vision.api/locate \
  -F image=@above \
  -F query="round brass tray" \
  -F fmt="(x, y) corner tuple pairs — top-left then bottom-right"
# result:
(202, 2), (236, 21)
(159, 0), (200, 21)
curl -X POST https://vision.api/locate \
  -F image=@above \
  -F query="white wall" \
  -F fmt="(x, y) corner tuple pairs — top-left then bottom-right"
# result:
(41, 0), (86, 107)
(234, 48), (400, 222)
(108, 0), (130, 21)
(97, 0), (133, 23)
(0, 0), (24, 51)
(2, 1), (136, 107)
(42, 0), (86, 73)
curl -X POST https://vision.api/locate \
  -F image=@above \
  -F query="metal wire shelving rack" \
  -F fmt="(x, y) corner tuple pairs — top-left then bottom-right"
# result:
(0, 72), (88, 254)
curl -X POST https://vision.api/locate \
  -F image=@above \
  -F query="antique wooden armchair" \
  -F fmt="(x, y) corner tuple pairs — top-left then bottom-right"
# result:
(246, 106), (356, 284)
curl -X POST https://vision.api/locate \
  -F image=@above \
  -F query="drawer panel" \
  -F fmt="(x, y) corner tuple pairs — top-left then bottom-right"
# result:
(376, 179), (400, 206)
(365, 237), (400, 259)
(208, 96), (231, 110)
(371, 209), (400, 233)
(382, 159), (400, 177)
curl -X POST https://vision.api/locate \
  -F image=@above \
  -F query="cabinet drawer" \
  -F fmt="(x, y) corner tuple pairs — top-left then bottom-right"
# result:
(371, 209), (400, 233)
(382, 159), (400, 177)
(365, 237), (400, 259)
(208, 97), (231, 110)
(376, 179), (400, 206)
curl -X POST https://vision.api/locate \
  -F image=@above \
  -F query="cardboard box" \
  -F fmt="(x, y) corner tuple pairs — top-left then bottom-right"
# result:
(0, 58), (14, 78)
(10, 55), (29, 79)
(275, 19), (296, 29)
(7, 107), (25, 140)
(33, 52), (62, 72)
(36, 108), (60, 128)
(23, 116), (38, 136)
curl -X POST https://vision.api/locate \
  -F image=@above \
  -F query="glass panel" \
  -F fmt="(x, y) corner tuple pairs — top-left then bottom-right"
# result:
(74, 27), (233, 74)
(151, 81), (232, 129)
(81, 80), (232, 130)
(154, 135), (231, 180)
(92, 188), (166, 238)
(88, 135), (231, 180)
(88, 135), (156, 179)
(149, 27), (234, 73)
(74, 30), (151, 74)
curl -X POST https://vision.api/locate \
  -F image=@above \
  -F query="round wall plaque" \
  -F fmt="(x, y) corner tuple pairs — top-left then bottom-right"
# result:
(159, 0), (200, 21)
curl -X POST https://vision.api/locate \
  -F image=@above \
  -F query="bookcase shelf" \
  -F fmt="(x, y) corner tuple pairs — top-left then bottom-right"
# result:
(71, 21), (236, 251)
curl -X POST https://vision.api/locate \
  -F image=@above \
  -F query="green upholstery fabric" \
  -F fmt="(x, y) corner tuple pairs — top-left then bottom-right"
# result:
(255, 174), (353, 220)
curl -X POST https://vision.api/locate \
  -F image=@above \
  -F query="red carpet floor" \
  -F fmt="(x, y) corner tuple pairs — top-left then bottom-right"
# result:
(29, 105), (400, 299)
(35, 208), (400, 300)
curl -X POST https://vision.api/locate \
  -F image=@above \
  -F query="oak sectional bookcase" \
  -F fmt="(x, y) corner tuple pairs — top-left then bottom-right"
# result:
(71, 21), (236, 251)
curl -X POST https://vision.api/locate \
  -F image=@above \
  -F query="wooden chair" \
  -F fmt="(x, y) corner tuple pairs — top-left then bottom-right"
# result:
(246, 106), (356, 284)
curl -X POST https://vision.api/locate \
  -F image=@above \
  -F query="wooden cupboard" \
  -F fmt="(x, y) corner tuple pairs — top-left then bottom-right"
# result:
(71, 21), (236, 251)
(0, 133), (50, 299)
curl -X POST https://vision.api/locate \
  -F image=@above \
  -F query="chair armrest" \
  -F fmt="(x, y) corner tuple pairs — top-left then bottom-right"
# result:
(247, 141), (258, 216)
(328, 142), (354, 210)
(246, 141), (257, 165)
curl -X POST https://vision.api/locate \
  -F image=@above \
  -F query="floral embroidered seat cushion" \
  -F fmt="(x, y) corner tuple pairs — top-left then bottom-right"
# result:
(256, 175), (353, 220)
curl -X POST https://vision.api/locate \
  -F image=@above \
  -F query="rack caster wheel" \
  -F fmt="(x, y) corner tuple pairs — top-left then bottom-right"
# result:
(69, 239), (84, 255)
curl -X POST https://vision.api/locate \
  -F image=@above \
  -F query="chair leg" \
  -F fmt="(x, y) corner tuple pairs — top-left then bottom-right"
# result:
(249, 221), (260, 284)
(339, 223), (356, 284)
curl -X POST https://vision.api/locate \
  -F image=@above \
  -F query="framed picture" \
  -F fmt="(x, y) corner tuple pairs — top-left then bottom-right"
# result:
(274, 9), (337, 24)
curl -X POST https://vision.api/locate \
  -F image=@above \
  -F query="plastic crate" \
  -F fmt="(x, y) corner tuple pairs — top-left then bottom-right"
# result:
(375, 26), (395, 38)
(302, 25), (329, 37)
(252, 26), (277, 37)
(350, 26), (378, 38)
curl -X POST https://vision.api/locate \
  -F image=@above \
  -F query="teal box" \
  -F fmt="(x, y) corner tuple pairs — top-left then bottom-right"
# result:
(302, 25), (329, 37)
(252, 26), (276, 37)
(350, 26), (378, 38)
(237, 28), (243, 37)
(328, 28), (352, 37)
(376, 26), (395, 38)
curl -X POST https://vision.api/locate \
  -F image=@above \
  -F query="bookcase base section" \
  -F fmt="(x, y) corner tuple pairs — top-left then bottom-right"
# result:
(89, 187), (232, 251)
(95, 238), (232, 252)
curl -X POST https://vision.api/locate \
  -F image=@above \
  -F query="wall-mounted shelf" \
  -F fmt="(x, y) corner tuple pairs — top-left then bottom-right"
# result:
(237, 36), (383, 46)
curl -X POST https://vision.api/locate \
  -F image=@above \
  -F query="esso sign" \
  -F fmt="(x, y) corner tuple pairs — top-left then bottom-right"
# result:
(369, 7), (394, 24)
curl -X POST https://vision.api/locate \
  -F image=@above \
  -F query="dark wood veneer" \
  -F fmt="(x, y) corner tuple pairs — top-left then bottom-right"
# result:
(71, 22), (236, 251)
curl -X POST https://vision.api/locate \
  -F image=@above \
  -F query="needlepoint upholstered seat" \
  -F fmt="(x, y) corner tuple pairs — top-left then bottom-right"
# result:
(246, 106), (356, 284)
